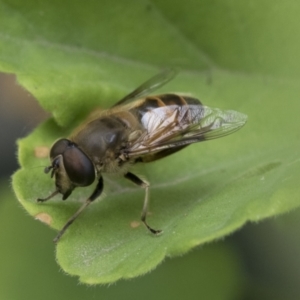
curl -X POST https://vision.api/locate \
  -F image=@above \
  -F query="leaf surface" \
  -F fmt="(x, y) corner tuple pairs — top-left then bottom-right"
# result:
(2, 0), (300, 284)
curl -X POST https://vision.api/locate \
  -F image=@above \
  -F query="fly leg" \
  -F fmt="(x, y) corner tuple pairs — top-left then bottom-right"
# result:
(53, 176), (104, 243)
(124, 172), (162, 235)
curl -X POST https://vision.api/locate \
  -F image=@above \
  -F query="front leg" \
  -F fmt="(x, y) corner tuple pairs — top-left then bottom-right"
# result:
(53, 176), (104, 243)
(124, 172), (161, 234)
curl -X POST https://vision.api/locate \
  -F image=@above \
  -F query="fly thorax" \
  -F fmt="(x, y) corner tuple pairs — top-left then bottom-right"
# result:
(71, 117), (130, 173)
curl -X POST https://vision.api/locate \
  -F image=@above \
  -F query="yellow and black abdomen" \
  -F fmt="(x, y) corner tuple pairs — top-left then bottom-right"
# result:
(129, 94), (203, 162)
(132, 93), (202, 120)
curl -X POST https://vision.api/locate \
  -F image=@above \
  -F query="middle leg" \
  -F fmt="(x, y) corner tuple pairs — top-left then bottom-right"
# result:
(124, 172), (161, 234)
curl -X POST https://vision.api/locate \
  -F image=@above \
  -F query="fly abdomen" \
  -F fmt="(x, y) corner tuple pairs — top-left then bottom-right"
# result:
(130, 94), (204, 133)
(133, 94), (202, 118)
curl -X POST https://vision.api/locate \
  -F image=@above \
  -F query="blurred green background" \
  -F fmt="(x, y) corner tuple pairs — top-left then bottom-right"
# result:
(1, 72), (300, 300)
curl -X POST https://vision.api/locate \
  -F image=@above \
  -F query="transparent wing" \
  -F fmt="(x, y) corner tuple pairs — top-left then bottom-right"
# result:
(126, 104), (247, 157)
(113, 69), (178, 107)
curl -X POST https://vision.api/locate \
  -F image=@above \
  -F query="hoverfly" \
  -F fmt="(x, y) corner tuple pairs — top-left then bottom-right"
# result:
(38, 69), (247, 243)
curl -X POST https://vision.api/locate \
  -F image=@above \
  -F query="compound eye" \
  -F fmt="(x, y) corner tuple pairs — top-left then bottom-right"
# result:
(63, 146), (95, 186)
(50, 139), (71, 159)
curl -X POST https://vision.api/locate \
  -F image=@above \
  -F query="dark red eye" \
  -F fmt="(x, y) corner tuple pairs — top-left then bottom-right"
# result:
(50, 139), (70, 159)
(63, 146), (95, 186)
(49, 139), (95, 186)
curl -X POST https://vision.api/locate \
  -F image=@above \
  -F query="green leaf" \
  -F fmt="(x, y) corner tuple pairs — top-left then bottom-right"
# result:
(0, 182), (245, 300)
(3, 0), (300, 284)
